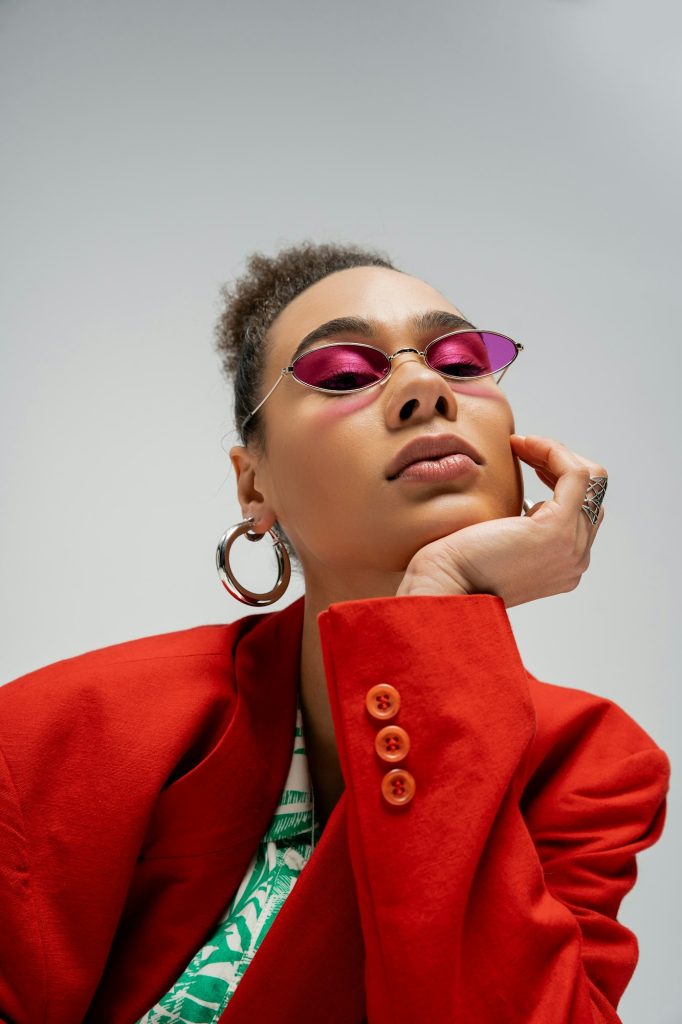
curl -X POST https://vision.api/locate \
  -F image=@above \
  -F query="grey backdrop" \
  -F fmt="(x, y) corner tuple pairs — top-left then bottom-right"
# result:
(1, 1), (679, 1020)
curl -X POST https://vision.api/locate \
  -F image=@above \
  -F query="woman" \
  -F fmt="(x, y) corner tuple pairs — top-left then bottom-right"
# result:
(0, 241), (670, 1024)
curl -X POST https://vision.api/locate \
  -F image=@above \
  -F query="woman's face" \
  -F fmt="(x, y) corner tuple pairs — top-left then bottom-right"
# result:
(232, 266), (523, 582)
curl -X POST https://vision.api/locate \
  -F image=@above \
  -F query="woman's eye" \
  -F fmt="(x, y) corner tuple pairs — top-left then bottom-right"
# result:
(317, 368), (376, 390)
(296, 344), (390, 391)
(428, 336), (491, 378)
(438, 360), (484, 378)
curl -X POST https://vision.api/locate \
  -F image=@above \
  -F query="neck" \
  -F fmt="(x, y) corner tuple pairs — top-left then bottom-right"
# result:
(298, 566), (404, 826)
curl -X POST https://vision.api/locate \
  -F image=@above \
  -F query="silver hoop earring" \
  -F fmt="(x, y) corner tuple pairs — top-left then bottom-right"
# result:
(216, 517), (291, 606)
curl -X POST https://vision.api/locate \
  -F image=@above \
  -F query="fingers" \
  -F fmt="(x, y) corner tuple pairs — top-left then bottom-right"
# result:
(510, 434), (607, 537)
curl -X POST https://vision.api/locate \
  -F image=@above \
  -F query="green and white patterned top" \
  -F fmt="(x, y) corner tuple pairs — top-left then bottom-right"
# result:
(136, 695), (321, 1024)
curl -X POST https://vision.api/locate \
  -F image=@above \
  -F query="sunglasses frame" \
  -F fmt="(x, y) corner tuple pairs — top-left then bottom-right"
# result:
(241, 328), (524, 432)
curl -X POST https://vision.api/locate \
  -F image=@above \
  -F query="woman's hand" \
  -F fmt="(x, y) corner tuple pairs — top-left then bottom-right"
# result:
(396, 435), (607, 608)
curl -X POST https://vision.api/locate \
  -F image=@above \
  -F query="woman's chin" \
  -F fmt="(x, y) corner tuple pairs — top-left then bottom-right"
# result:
(379, 508), (496, 570)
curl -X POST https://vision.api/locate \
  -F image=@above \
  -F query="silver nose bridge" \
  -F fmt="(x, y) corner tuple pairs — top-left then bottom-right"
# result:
(387, 346), (426, 363)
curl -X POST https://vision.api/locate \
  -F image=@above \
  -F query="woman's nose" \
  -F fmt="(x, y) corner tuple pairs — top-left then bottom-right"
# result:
(384, 350), (459, 423)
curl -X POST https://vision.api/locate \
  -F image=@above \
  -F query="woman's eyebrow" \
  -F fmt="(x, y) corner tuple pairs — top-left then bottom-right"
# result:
(289, 310), (475, 363)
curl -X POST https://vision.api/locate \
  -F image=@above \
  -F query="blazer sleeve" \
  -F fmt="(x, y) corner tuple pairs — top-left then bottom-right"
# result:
(317, 593), (671, 1024)
(0, 745), (47, 1023)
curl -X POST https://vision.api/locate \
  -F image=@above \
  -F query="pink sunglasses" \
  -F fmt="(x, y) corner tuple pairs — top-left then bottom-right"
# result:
(241, 329), (524, 432)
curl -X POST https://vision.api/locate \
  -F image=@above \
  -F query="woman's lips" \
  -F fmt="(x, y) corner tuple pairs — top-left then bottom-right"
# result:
(393, 453), (481, 481)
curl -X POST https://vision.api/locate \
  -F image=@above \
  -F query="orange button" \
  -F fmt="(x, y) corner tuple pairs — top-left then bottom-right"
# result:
(365, 683), (401, 720)
(375, 725), (410, 763)
(381, 768), (416, 806)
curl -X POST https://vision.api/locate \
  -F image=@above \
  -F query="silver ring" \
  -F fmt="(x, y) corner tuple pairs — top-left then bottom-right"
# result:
(522, 474), (608, 525)
(581, 476), (608, 526)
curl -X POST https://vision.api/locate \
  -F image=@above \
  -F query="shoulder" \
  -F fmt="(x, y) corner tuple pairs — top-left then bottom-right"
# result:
(523, 669), (670, 811)
(0, 616), (266, 783)
(526, 669), (666, 757)
(1, 622), (238, 709)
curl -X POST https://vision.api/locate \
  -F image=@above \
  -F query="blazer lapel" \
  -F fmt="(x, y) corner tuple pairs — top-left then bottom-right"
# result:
(140, 595), (307, 859)
(221, 792), (367, 1024)
(88, 595), (347, 1023)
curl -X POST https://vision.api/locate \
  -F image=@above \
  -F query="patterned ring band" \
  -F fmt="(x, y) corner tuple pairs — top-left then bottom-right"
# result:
(581, 476), (608, 526)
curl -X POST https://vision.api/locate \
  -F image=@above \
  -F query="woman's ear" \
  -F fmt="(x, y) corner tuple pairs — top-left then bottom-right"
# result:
(228, 445), (277, 534)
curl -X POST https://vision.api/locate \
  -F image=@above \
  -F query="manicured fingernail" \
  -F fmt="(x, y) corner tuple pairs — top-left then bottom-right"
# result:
(511, 434), (526, 441)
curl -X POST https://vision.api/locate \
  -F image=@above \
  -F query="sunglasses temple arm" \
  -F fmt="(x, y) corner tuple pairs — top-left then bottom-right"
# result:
(240, 369), (288, 432)
(495, 364), (510, 385)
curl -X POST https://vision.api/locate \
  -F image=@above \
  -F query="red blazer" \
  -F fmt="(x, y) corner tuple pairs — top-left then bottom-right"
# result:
(0, 594), (670, 1024)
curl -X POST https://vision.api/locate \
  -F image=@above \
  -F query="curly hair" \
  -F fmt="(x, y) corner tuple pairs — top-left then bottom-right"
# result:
(215, 240), (400, 447)
(214, 239), (401, 562)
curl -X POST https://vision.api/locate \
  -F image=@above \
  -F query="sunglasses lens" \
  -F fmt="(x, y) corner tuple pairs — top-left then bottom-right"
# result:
(293, 344), (390, 391)
(427, 331), (517, 377)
